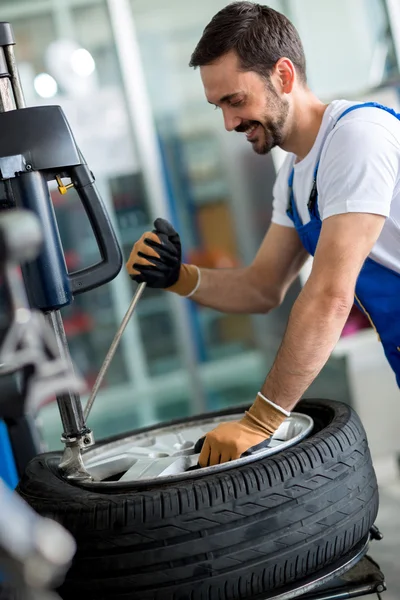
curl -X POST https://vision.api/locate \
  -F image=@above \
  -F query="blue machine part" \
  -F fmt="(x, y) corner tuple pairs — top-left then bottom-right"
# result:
(0, 420), (18, 489)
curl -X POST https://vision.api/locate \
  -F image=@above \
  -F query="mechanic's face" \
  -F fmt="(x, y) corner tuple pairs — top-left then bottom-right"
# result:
(201, 51), (290, 155)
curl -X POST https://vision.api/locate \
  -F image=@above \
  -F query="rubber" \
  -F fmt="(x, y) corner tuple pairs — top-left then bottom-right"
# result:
(16, 399), (379, 600)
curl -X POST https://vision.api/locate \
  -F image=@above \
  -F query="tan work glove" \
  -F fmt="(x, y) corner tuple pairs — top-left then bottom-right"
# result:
(198, 393), (290, 467)
(126, 218), (200, 296)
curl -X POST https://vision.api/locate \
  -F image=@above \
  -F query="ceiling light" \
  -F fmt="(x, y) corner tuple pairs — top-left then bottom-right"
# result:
(70, 48), (96, 77)
(34, 72), (58, 98)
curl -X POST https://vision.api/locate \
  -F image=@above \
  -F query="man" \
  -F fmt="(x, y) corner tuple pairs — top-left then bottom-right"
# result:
(126, 2), (400, 467)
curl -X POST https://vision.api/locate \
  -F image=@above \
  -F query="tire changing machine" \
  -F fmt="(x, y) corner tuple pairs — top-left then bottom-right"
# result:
(0, 21), (388, 600)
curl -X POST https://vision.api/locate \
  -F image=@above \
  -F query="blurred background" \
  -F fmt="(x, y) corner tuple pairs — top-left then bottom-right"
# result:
(0, 0), (398, 469)
(0, 0), (400, 595)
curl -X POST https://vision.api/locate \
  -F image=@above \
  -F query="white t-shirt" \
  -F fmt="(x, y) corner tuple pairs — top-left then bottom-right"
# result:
(272, 99), (400, 274)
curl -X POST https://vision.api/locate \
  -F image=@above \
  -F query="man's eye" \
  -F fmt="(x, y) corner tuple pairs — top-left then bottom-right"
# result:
(230, 100), (244, 107)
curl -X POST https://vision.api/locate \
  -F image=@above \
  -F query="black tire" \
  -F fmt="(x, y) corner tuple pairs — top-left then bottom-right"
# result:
(17, 399), (379, 600)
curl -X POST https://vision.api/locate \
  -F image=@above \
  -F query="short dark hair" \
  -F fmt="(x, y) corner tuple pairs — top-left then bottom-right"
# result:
(190, 1), (307, 84)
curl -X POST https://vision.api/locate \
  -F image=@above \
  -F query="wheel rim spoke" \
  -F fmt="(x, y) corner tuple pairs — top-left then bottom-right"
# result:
(119, 455), (195, 481)
(82, 413), (313, 483)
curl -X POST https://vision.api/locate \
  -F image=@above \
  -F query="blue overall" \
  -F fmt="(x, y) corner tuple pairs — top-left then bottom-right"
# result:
(287, 101), (400, 386)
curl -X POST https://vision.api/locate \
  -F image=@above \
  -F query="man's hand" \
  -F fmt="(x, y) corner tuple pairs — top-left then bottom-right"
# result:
(126, 218), (199, 296)
(198, 393), (289, 466)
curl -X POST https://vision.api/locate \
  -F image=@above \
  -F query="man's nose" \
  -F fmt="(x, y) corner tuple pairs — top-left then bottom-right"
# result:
(223, 111), (241, 132)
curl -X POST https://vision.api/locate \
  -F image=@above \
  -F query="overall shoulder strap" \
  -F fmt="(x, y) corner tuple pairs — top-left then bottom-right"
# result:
(310, 101), (400, 218)
(307, 161), (320, 218)
(335, 101), (400, 124)
(286, 162), (304, 226)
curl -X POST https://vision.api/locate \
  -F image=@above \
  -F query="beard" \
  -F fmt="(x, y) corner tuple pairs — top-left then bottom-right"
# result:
(235, 82), (289, 155)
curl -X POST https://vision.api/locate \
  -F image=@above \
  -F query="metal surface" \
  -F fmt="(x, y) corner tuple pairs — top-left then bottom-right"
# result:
(0, 21), (121, 481)
(83, 282), (146, 421)
(58, 433), (94, 481)
(0, 209), (43, 266)
(81, 411), (313, 484)
(0, 479), (75, 598)
(0, 305), (83, 414)
(0, 76), (13, 111)
(4, 44), (25, 108)
(0, 45), (8, 78)
(0, 22), (15, 46)
(0, 29), (87, 444)
(43, 312), (93, 481)
(299, 587), (382, 599)
(0, 212), (85, 417)
(249, 535), (373, 600)
(4, 260), (33, 315)
(0, 44), (15, 112)
(45, 311), (88, 438)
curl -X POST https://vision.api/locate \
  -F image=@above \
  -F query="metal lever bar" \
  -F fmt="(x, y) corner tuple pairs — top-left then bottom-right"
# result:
(83, 282), (146, 421)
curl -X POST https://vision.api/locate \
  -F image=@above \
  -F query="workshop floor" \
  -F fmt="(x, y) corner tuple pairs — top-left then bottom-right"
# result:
(368, 470), (400, 600)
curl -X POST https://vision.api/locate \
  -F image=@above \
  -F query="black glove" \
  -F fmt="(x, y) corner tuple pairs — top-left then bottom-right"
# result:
(126, 218), (182, 289)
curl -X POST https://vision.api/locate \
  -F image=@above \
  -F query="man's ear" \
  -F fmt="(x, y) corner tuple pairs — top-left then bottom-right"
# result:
(274, 58), (295, 93)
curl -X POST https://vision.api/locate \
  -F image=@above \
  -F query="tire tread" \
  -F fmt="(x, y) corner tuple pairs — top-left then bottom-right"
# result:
(16, 399), (379, 600)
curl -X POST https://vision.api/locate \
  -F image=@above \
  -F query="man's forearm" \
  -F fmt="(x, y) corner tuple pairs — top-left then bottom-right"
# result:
(190, 267), (278, 314)
(261, 285), (353, 412)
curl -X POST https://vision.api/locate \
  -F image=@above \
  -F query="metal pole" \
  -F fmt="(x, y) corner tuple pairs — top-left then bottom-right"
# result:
(0, 78), (13, 111)
(0, 46), (14, 111)
(94, 178), (154, 425)
(3, 45), (25, 109)
(83, 282), (146, 421)
(45, 311), (88, 438)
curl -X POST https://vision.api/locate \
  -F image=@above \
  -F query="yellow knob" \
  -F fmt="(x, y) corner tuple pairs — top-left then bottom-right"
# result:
(56, 175), (74, 195)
